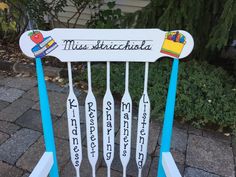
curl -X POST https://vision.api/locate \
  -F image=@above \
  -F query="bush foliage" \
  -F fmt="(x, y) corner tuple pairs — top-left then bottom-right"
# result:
(124, 0), (236, 60)
(75, 59), (236, 132)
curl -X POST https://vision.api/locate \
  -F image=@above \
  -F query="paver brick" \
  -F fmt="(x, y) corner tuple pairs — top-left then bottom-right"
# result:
(97, 167), (129, 177)
(0, 98), (34, 122)
(105, 144), (151, 177)
(148, 120), (161, 155)
(0, 87), (25, 103)
(16, 136), (70, 172)
(0, 128), (41, 164)
(60, 147), (103, 177)
(61, 85), (81, 97)
(22, 87), (39, 102)
(186, 134), (235, 177)
(32, 91), (67, 117)
(16, 109), (57, 132)
(2, 77), (37, 91)
(0, 120), (20, 134)
(184, 167), (221, 177)
(203, 129), (231, 144)
(188, 126), (203, 136)
(46, 81), (64, 92)
(158, 127), (188, 153)
(0, 131), (9, 144)
(148, 157), (158, 177)
(54, 112), (86, 140)
(0, 161), (24, 177)
(21, 173), (30, 177)
(0, 100), (9, 111)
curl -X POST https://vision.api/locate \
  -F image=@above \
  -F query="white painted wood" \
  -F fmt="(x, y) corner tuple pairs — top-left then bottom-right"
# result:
(162, 152), (182, 177)
(66, 62), (82, 177)
(120, 62), (132, 177)
(85, 62), (98, 177)
(136, 62), (151, 177)
(103, 62), (115, 177)
(19, 29), (194, 61)
(29, 152), (53, 177)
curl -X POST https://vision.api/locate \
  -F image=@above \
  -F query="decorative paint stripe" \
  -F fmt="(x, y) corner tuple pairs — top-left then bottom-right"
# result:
(157, 59), (179, 177)
(160, 50), (180, 58)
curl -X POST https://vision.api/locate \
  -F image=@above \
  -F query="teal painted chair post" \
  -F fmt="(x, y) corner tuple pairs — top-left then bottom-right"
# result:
(35, 57), (59, 177)
(157, 58), (179, 177)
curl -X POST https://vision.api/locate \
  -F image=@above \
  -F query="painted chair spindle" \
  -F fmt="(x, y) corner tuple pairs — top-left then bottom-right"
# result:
(66, 62), (82, 177)
(136, 62), (151, 177)
(103, 61), (115, 177)
(120, 62), (133, 177)
(19, 29), (194, 177)
(85, 61), (99, 177)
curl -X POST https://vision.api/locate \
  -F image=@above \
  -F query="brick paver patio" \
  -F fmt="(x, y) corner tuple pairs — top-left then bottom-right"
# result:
(0, 73), (235, 177)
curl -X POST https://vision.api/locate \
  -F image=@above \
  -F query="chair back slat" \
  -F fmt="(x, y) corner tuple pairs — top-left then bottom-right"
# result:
(85, 62), (99, 177)
(103, 62), (115, 177)
(66, 62), (82, 177)
(120, 62), (133, 177)
(136, 62), (151, 177)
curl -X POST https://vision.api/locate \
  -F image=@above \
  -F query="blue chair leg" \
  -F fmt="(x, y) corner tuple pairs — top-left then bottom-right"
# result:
(157, 59), (179, 177)
(36, 57), (59, 177)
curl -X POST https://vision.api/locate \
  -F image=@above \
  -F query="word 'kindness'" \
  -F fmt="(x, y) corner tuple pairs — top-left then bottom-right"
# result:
(63, 40), (152, 51)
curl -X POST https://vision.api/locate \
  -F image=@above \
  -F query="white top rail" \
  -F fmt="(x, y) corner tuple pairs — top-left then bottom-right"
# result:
(20, 29), (194, 62)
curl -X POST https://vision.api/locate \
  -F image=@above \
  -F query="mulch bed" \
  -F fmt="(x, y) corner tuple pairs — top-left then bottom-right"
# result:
(0, 41), (85, 70)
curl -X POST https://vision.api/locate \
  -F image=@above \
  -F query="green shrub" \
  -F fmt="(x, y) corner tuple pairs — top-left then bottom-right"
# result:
(75, 59), (236, 133)
(87, 1), (124, 28)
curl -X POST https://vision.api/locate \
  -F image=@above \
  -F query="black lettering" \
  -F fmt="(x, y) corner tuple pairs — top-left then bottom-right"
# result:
(123, 128), (129, 136)
(124, 113), (129, 120)
(140, 129), (145, 136)
(90, 126), (95, 134)
(88, 102), (95, 112)
(72, 129), (78, 135)
(106, 101), (112, 110)
(106, 112), (112, 121)
(91, 142), (96, 148)
(63, 40), (74, 50)
(73, 146), (79, 152)
(69, 99), (77, 109)
(106, 152), (112, 160)
(139, 136), (145, 144)
(71, 119), (77, 126)
(73, 138), (78, 145)
(107, 144), (112, 151)
(122, 102), (130, 112)
(90, 134), (96, 141)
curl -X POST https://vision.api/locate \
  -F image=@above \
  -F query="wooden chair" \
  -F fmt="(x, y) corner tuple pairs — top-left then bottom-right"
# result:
(19, 29), (194, 177)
